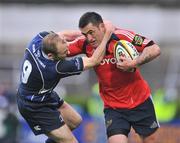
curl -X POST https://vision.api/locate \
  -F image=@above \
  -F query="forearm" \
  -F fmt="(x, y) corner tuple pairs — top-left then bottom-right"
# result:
(57, 30), (82, 41)
(134, 44), (161, 67)
(91, 31), (112, 64)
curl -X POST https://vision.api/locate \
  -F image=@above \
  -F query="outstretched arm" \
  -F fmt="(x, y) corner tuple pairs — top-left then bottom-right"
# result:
(57, 30), (82, 42)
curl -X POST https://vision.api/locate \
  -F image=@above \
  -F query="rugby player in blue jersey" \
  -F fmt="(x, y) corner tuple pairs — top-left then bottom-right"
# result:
(17, 24), (113, 143)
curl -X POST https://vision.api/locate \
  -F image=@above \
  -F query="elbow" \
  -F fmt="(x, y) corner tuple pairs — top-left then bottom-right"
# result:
(96, 56), (104, 65)
(151, 44), (161, 58)
(93, 59), (100, 66)
(92, 57), (102, 66)
(156, 45), (161, 57)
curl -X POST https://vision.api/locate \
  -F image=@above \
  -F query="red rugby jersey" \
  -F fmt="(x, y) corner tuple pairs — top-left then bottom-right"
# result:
(68, 28), (154, 109)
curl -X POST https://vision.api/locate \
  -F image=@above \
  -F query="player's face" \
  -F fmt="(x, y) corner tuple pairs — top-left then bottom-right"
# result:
(80, 23), (105, 48)
(54, 38), (68, 60)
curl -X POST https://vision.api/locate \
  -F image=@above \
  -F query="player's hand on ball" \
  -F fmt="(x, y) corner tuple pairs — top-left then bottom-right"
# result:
(116, 56), (137, 72)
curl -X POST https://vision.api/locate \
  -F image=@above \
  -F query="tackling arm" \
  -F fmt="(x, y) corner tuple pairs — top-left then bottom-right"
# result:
(57, 30), (82, 42)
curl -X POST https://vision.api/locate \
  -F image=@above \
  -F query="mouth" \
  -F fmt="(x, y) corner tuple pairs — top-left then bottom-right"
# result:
(90, 40), (98, 46)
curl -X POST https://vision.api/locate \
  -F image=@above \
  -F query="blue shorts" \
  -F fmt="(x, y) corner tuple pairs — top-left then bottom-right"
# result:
(17, 91), (65, 135)
(104, 97), (160, 138)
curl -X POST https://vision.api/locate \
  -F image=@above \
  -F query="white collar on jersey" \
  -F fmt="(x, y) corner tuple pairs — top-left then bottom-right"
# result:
(41, 50), (49, 60)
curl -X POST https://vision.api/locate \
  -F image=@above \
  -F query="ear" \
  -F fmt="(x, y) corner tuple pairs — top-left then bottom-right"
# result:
(99, 23), (105, 32)
(99, 23), (105, 28)
(47, 53), (54, 60)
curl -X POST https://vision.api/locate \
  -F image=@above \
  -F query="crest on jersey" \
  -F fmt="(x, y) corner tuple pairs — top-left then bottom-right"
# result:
(132, 35), (144, 46)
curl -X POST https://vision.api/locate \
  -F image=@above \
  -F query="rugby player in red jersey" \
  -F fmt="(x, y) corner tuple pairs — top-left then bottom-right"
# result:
(65, 12), (161, 143)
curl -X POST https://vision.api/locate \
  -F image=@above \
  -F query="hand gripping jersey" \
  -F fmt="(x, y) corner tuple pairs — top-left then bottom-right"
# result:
(18, 31), (83, 102)
(68, 28), (155, 109)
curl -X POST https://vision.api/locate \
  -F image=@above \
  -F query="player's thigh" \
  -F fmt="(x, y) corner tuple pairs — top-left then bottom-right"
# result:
(46, 124), (78, 143)
(104, 108), (131, 138)
(131, 97), (159, 137)
(108, 134), (128, 143)
(58, 101), (82, 130)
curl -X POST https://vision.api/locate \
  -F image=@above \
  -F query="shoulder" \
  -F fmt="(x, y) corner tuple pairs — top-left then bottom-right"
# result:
(38, 31), (55, 38)
(114, 28), (135, 41)
(30, 31), (52, 44)
(69, 35), (86, 45)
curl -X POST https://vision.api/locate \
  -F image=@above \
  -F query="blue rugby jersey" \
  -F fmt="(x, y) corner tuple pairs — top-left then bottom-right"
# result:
(18, 31), (83, 102)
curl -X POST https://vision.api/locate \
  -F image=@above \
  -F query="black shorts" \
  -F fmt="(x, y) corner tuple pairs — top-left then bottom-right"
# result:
(104, 97), (160, 138)
(17, 91), (65, 135)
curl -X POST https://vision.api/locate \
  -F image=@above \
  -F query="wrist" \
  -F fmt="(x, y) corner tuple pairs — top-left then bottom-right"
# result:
(104, 31), (112, 41)
(133, 59), (139, 68)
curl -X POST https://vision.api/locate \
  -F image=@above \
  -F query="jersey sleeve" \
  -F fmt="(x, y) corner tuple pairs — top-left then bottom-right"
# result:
(67, 36), (86, 56)
(56, 57), (84, 78)
(115, 28), (155, 53)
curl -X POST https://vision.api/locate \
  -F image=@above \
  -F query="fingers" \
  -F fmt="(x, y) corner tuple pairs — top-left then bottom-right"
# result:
(116, 56), (135, 71)
(104, 20), (115, 33)
(119, 56), (126, 62)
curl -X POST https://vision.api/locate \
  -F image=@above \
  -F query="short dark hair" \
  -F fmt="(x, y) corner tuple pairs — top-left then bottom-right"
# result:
(42, 33), (59, 56)
(79, 12), (103, 28)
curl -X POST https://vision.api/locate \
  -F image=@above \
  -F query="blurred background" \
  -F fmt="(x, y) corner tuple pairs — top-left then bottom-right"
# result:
(0, 0), (180, 143)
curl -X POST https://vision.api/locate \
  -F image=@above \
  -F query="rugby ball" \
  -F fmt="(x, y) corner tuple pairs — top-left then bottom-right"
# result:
(114, 40), (139, 62)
